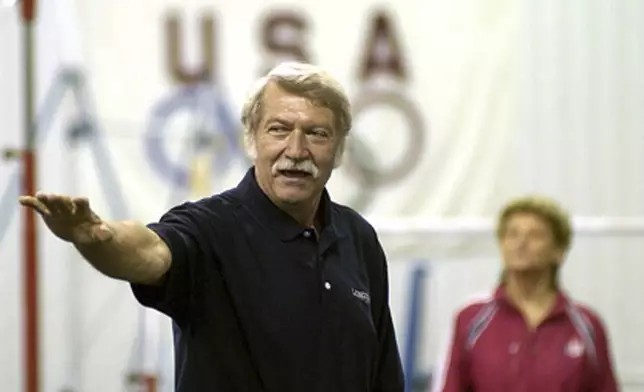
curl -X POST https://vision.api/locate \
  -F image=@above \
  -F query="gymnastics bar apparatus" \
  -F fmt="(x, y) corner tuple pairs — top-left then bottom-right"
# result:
(3, 1), (130, 390)
(20, 1), (39, 391)
(367, 217), (644, 236)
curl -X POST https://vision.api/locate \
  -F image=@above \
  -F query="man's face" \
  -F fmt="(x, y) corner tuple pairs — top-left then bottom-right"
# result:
(500, 212), (563, 275)
(253, 82), (340, 206)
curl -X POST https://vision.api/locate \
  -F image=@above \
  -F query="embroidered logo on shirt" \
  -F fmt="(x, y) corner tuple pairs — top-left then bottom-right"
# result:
(564, 338), (585, 358)
(352, 288), (371, 305)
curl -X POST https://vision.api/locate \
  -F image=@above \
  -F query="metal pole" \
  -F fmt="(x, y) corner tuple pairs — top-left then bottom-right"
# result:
(402, 263), (427, 392)
(21, 0), (39, 392)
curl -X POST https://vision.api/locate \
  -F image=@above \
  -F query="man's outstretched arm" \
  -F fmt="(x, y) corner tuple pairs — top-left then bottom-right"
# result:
(19, 193), (171, 284)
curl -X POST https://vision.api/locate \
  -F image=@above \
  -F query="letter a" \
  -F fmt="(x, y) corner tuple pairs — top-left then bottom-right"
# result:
(358, 10), (407, 82)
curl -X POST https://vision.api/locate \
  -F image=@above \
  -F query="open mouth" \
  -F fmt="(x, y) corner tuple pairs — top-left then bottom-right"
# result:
(279, 169), (312, 178)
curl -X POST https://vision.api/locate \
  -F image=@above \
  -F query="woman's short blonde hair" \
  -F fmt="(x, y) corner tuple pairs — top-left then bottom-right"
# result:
(496, 195), (573, 285)
(240, 62), (352, 167)
(496, 195), (573, 250)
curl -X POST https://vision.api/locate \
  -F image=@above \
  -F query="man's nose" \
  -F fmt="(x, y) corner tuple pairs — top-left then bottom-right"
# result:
(285, 129), (309, 160)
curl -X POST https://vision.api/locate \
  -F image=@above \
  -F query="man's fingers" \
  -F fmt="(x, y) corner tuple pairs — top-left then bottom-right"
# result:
(73, 197), (90, 211)
(48, 196), (72, 215)
(20, 193), (94, 220)
(18, 196), (51, 216)
(34, 193), (57, 214)
(60, 196), (76, 214)
(73, 197), (97, 221)
(35, 194), (74, 216)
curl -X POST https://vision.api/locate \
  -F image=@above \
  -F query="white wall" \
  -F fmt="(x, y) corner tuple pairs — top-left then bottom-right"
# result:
(516, 0), (644, 386)
(517, 0), (644, 215)
(0, 0), (642, 391)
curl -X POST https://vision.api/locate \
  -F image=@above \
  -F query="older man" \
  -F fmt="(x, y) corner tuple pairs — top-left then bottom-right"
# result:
(19, 62), (404, 392)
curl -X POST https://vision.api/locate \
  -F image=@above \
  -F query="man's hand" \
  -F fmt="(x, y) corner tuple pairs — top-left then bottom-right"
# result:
(19, 193), (114, 244)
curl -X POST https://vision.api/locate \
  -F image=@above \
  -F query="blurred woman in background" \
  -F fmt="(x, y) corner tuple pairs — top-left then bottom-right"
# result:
(433, 196), (619, 392)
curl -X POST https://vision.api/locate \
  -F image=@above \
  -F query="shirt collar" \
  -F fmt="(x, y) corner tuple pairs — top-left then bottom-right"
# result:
(235, 167), (346, 242)
(493, 284), (570, 318)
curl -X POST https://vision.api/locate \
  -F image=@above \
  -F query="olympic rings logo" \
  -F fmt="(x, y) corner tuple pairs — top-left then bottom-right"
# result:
(143, 84), (247, 189)
(342, 88), (426, 210)
(143, 84), (427, 212)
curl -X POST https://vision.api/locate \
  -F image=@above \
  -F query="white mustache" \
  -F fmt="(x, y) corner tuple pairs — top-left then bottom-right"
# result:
(272, 159), (320, 178)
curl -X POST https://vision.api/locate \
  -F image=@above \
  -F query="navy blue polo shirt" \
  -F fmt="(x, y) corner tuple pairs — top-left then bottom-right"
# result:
(131, 168), (404, 392)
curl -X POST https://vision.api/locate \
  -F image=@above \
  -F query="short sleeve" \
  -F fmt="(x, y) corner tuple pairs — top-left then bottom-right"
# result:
(130, 202), (206, 324)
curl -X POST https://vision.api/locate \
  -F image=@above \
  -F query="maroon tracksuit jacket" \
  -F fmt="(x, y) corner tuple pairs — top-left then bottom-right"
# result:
(435, 287), (619, 392)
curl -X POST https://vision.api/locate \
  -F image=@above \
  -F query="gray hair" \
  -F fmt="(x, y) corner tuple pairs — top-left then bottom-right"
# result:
(240, 62), (352, 167)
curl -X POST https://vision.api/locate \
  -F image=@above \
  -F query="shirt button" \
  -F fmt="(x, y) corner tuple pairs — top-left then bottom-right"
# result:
(324, 281), (331, 290)
(303, 230), (312, 238)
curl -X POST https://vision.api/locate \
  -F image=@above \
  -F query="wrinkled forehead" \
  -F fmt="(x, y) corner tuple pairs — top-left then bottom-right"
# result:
(259, 82), (337, 128)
